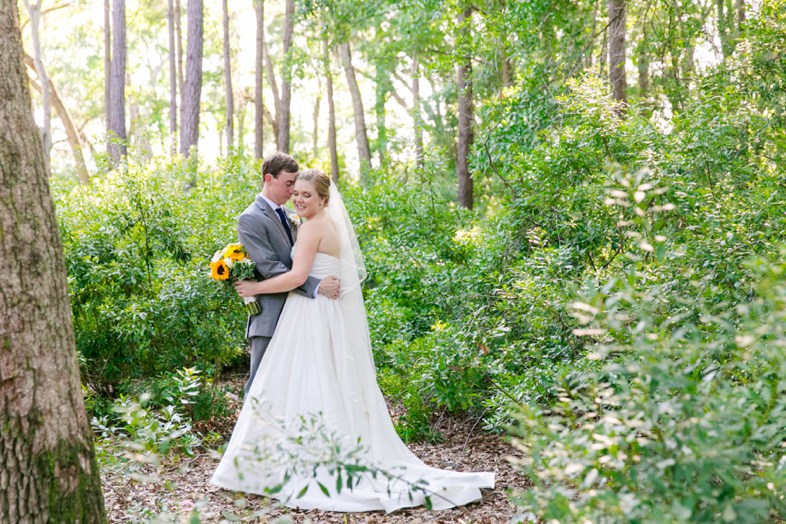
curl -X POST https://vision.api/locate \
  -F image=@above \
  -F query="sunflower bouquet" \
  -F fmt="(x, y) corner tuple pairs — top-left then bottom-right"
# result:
(209, 243), (260, 315)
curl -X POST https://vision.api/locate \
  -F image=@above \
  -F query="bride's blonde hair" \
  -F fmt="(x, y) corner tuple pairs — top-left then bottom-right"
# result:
(297, 169), (331, 204)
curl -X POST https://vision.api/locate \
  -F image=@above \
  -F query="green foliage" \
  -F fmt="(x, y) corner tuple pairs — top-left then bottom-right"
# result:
(53, 157), (258, 396)
(511, 243), (786, 522)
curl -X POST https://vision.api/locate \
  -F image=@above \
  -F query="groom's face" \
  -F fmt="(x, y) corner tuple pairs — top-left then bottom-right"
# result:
(266, 170), (298, 206)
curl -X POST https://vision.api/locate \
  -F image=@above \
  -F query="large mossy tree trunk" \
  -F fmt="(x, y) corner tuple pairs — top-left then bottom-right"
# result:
(0, 2), (107, 522)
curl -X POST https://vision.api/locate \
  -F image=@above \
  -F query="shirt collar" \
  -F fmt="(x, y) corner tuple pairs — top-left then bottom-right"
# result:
(260, 193), (279, 211)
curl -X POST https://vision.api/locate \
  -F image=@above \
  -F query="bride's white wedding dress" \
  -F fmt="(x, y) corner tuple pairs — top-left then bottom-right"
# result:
(211, 187), (494, 512)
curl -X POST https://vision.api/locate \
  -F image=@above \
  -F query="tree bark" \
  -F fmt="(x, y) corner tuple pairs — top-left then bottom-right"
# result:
(104, 0), (111, 142)
(608, 0), (627, 110)
(736, 0), (745, 29)
(412, 49), (424, 171)
(263, 39), (280, 150)
(456, 6), (473, 210)
(313, 93), (321, 157)
(0, 2), (107, 521)
(23, 0), (51, 176)
(324, 38), (339, 183)
(25, 56), (90, 184)
(167, 0), (178, 155)
(180, 0), (203, 157)
(109, 0), (126, 162)
(717, 0), (732, 57)
(338, 41), (372, 172)
(222, 0), (234, 154)
(254, 0), (264, 159)
(175, 0), (184, 102)
(277, 0), (294, 153)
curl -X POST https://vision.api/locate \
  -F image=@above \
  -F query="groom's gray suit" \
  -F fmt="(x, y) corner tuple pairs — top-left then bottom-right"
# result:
(237, 194), (320, 395)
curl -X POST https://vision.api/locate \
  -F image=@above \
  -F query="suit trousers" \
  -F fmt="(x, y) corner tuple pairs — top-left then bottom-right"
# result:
(246, 336), (272, 397)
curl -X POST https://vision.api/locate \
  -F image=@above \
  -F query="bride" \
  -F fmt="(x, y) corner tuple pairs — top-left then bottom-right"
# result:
(210, 169), (494, 512)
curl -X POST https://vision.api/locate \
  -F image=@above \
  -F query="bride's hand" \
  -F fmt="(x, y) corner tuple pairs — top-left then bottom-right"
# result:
(234, 280), (258, 297)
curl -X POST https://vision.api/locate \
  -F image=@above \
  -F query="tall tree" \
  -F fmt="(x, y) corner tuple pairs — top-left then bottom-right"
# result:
(254, 0), (264, 159)
(175, 0), (184, 101)
(109, 0), (127, 162)
(263, 39), (281, 149)
(313, 91), (321, 157)
(167, 0), (178, 155)
(338, 41), (372, 172)
(0, 2), (106, 520)
(412, 49), (424, 171)
(222, 0), (234, 154)
(180, 0), (203, 157)
(22, 0), (51, 175)
(374, 55), (390, 166)
(25, 56), (90, 184)
(456, 5), (474, 209)
(324, 37), (339, 182)
(104, 0), (111, 141)
(278, 0), (294, 153)
(609, 0), (627, 108)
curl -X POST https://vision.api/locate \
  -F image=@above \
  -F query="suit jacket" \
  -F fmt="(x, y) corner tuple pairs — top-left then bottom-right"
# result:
(237, 194), (320, 338)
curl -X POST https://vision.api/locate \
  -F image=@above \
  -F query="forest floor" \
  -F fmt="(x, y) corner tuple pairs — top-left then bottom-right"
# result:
(98, 377), (531, 524)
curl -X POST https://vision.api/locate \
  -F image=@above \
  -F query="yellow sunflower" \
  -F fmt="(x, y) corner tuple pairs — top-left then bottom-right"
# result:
(210, 259), (230, 280)
(223, 243), (246, 262)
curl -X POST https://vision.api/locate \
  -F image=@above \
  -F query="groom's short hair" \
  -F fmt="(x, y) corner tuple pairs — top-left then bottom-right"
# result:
(262, 152), (299, 178)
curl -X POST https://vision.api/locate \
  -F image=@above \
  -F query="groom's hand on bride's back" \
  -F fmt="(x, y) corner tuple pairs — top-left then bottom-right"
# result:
(318, 276), (340, 300)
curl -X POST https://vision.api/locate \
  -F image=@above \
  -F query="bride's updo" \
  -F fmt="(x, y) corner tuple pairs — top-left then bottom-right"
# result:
(297, 169), (331, 205)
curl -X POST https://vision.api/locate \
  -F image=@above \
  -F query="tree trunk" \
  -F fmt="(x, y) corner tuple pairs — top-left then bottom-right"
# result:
(23, 0), (51, 176)
(324, 38), (339, 183)
(222, 0), (233, 154)
(175, 0), (184, 102)
(500, 48), (512, 88)
(608, 0), (627, 110)
(456, 6), (473, 210)
(109, 0), (126, 162)
(338, 41), (372, 172)
(277, 0), (294, 153)
(180, 0), (203, 157)
(0, 2), (107, 521)
(412, 49), (424, 171)
(717, 0), (731, 57)
(254, 0), (264, 159)
(104, 0), (111, 142)
(25, 57), (90, 184)
(736, 0), (745, 29)
(313, 93), (321, 157)
(374, 52), (389, 167)
(263, 39), (280, 150)
(236, 100), (246, 156)
(167, 0), (178, 155)
(636, 28), (650, 97)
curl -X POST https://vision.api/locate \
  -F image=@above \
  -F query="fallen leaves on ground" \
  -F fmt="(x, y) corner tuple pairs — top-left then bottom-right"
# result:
(100, 382), (531, 523)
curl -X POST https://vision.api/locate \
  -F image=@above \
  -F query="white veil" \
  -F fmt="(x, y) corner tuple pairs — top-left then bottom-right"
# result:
(325, 183), (376, 374)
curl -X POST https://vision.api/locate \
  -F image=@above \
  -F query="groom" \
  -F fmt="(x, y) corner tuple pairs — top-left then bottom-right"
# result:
(237, 152), (340, 396)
